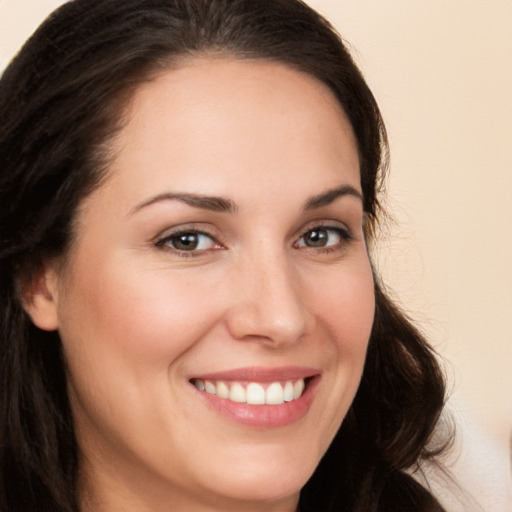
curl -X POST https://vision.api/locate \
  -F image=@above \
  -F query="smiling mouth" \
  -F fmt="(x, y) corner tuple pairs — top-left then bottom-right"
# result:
(191, 378), (310, 405)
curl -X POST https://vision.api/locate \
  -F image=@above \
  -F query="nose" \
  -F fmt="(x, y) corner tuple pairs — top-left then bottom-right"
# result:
(225, 252), (314, 347)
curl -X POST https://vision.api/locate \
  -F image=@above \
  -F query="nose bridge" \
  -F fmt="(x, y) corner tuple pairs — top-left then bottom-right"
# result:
(226, 244), (310, 345)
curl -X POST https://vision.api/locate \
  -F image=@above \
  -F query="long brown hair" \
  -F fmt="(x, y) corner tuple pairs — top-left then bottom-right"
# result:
(0, 1), (449, 510)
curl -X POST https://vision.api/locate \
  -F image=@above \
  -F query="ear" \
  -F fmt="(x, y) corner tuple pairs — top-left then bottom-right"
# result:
(22, 264), (60, 332)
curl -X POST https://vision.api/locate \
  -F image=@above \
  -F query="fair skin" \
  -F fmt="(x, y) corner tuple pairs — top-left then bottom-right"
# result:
(27, 58), (375, 512)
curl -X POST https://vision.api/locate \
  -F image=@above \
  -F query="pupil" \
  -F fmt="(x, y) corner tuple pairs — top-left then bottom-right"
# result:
(174, 233), (198, 250)
(306, 229), (327, 247)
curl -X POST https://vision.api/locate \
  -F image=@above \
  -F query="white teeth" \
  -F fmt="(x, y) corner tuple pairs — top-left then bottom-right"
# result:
(204, 380), (216, 394)
(229, 383), (246, 403)
(266, 382), (284, 405)
(293, 379), (305, 400)
(283, 381), (294, 402)
(246, 383), (266, 404)
(193, 378), (307, 405)
(216, 381), (229, 399)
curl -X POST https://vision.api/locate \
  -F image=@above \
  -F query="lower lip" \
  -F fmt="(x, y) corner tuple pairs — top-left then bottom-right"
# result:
(193, 377), (319, 428)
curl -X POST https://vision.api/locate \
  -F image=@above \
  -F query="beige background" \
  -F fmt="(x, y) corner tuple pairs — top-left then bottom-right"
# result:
(1, 1), (511, 510)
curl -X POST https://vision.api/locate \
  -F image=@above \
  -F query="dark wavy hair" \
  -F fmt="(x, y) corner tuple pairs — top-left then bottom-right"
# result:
(0, 1), (449, 510)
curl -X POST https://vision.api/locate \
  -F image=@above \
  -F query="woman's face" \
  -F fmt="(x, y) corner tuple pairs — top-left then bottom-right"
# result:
(39, 58), (375, 511)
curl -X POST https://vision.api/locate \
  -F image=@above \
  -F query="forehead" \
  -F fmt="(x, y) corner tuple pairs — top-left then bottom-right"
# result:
(97, 57), (361, 211)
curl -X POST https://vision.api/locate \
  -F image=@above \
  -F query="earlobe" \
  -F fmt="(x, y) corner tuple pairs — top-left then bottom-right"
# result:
(22, 266), (60, 332)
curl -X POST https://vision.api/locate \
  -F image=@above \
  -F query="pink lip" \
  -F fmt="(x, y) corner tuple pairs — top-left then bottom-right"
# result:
(189, 366), (320, 428)
(190, 365), (319, 383)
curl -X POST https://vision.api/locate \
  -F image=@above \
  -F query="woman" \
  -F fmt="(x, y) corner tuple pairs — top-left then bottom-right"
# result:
(0, 0), (449, 510)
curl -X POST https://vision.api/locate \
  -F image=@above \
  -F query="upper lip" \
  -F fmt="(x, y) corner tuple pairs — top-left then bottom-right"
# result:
(189, 366), (319, 383)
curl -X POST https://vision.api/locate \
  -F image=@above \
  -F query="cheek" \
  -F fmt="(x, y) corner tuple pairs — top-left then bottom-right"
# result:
(56, 253), (229, 451)
(59, 255), (225, 367)
(298, 257), (374, 453)
(309, 259), (375, 354)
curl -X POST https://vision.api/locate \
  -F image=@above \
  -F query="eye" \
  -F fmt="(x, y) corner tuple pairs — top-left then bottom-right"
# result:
(295, 226), (352, 250)
(156, 229), (219, 253)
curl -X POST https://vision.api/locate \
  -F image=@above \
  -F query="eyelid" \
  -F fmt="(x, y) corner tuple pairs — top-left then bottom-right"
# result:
(154, 226), (225, 257)
(156, 229), (211, 245)
(293, 221), (354, 251)
(296, 219), (352, 239)
(152, 220), (354, 258)
(153, 222), (220, 244)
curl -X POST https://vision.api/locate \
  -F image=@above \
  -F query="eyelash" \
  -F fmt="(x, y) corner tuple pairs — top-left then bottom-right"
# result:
(155, 228), (219, 258)
(294, 225), (353, 253)
(155, 224), (353, 258)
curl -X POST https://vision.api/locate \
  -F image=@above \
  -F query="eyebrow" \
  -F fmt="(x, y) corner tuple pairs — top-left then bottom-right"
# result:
(129, 192), (238, 215)
(304, 184), (363, 210)
(129, 184), (362, 216)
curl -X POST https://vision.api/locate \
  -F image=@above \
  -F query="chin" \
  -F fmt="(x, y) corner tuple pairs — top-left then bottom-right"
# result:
(187, 439), (321, 506)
